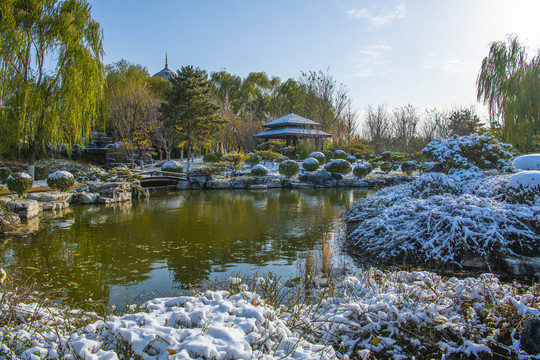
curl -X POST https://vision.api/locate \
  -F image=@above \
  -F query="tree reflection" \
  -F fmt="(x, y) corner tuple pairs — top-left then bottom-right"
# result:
(0, 188), (369, 308)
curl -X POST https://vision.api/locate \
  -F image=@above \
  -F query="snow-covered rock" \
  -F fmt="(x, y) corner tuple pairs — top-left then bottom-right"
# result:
(7, 199), (40, 219)
(513, 153), (540, 170)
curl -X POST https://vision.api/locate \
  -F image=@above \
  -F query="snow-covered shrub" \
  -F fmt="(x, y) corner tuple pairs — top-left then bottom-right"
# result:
(353, 163), (372, 178)
(73, 165), (106, 183)
(202, 153), (220, 163)
(506, 171), (540, 205)
(333, 150), (348, 160)
(422, 133), (515, 172)
(246, 153), (262, 167)
(309, 151), (326, 165)
(162, 161), (183, 173)
(302, 157), (320, 171)
(324, 159), (352, 175)
(373, 151), (404, 174)
(513, 153), (540, 170)
(322, 150), (334, 162)
(346, 155), (356, 164)
(7, 172), (33, 198)
(401, 160), (416, 175)
(411, 172), (460, 198)
(354, 152), (362, 160)
(465, 174), (512, 199)
(279, 160), (300, 178)
(447, 165), (485, 183)
(47, 171), (75, 191)
(254, 150), (282, 162)
(348, 192), (540, 266)
(250, 164), (268, 176)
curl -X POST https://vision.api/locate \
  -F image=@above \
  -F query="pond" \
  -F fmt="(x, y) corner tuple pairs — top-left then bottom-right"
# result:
(0, 188), (371, 308)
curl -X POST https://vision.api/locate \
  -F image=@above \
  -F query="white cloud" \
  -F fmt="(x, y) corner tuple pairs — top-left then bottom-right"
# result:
(347, 44), (393, 78)
(424, 53), (476, 74)
(347, 3), (406, 27)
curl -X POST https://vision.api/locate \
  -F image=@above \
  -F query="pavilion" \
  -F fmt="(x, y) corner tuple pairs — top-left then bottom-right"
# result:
(255, 112), (332, 150)
(152, 54), (175, 81)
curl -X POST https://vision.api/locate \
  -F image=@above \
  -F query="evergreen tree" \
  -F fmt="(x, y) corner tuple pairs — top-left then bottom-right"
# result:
(160, 66), (222, 169)
(0, 0), (104, 177)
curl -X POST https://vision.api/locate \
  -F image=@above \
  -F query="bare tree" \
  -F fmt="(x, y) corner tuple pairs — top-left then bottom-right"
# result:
(300, 69), (349, 133)
(363, 104), (392, 152)
(392, 104), (419, 152)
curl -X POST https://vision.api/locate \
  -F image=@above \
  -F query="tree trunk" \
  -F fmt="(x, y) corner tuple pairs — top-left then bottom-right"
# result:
(186, 141), (192, 172)
(27, 139), (38, 179)
(158, 149), (163, 161)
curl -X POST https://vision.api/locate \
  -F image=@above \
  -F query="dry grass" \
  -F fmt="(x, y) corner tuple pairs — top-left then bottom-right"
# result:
(321, 232), (332, 277)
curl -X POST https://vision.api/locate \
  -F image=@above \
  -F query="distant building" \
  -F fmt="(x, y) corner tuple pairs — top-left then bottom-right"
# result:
(152, 54), (174, 81)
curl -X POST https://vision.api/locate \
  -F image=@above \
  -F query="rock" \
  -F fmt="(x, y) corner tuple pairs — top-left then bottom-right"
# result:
(41, 201), (69, 211)
(73, 192), (99, 204)
(176, 180), (192, 190)
(231, 181), (248, 189)
(337, 179), (358, 187)
(131, 181), (150, 199)
(521, 317), (540, 355)
(462, 257), (488, 269)
(97, 196), (116, 204)
(188, 175), (211, 189)
(89, 181), (131, 195)
(0, 203), (20, 234)
(264, 178), (282, 188)
(205, 180), (232, 189)
(249, 184), (267, 190)
(27, 191), (74, 203)
(502, 257), (540, 276)
(291, 182), (314, 189)
(7, 199), (40, 219)
(299, 171), (333, 185)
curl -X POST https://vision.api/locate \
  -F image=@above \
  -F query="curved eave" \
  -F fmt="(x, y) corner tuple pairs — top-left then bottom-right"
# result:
(263, 113), (322, 128)
(255, 127), (332, 139)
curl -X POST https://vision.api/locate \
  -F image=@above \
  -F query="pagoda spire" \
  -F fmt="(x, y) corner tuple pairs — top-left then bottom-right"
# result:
(165, 53), (168, 68)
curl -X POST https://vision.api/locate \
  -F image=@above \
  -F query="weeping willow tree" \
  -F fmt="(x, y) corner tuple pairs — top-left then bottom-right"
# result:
(476, 35), (540, 152)
(0, 0), (104, 176)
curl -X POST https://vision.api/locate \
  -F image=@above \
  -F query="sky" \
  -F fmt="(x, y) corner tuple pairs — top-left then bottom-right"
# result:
(87, 0), (540, 119)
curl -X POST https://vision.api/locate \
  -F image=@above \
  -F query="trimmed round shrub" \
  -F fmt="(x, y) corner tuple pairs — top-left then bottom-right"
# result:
(246, 153), (262, 167)
(251, 164), (268, 176)
(346, 155), (356, 164)
(411, 173), (460, 198)
(47, 171), (75, 191)
(401, 161), (417, 175)
(203, 153), (220, 163)
(7, 172), (33, 198)
(354, 152), (362, 160)
(322, 150), (334, 162)
(324, 159), (352, 175)
(302, 157), (320, 171)
(506, 171), (540, 205)
(309, 152), (326, 165)
(334, 150), (348, 160)
(513, 154), (540, 170)
(162, 160), (183, 173)
(353, 163), (373, 178)
(279, 160), (300, 178)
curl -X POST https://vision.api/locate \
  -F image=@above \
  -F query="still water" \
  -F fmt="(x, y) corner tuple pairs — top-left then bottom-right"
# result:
(1, 188), (369, 308)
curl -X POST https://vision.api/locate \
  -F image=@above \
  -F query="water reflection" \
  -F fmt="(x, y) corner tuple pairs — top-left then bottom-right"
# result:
(0, 188), (369, 308)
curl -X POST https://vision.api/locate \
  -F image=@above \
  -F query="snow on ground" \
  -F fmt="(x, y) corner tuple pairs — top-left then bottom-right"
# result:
(2, 270), (539, 359)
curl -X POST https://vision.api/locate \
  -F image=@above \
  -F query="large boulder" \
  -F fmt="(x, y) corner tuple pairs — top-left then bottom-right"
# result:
(89, 182), (132, 203)
(7, 199), (40, 219)
(27, 191), (74, 203)
(205, 180), (232, 189)
(0, 203), (20, 234)
(73, 192), (100, 204)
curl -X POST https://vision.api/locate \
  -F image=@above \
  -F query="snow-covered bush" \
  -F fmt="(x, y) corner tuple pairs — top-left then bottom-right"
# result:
(246, 153), (262, 167)
(422, 133), (515, 172)
(346, 155), (356, 164)
(411, 172), (460, 198)
(513, 153), (540, 170)
(506, 171), (540, 205)
(309, 151), (326, 165)
(6, 172), (33, 198)
(322, 150), (334, 162)
(250, 164), (268, 176)
(162, 160), (183, 173)
(333, 149), (348, 160)
(353, 163), (372, 178)
(279, 160), (300, 178)
(324, 159), (352, 175)
(302, 157), (319, 171)
(401, 160), (416, 175)
(47, 171), (75, 191)
(254, 150), (282, 162)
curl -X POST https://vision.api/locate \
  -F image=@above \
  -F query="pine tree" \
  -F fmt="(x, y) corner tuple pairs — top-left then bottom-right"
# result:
(159, 66), (222, 170)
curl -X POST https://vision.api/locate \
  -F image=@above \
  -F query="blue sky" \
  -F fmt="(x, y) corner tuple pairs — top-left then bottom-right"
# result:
(88, 0), (540, 117)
